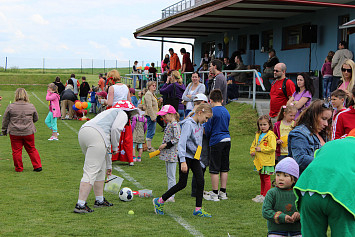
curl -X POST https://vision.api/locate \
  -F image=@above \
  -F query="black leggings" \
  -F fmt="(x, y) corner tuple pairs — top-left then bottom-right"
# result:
(162, 158), (204, 207)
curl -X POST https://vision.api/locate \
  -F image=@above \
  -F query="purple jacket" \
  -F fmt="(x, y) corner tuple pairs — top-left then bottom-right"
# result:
(46, 91), (61, 118)
(321, 62), (332, 76)
(131, 115), (147, 133)
(160, 82), (186, 110)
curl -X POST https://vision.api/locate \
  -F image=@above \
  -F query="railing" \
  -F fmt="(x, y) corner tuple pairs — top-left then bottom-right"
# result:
(125, 73), (155, 90)
(161, 0), (213, 18)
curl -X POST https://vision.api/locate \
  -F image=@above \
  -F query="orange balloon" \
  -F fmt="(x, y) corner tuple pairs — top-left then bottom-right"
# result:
(348, 128), (355, 137)
(82, 102), (88, 109)
(75, 102), (82, 110)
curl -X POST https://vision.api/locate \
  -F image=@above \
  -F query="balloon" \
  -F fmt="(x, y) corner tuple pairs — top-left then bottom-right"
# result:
(86, 102), (92, 110)
(348, 128), (355, 137)
(75, 100), (80, 104)
(82, 102), (88, 109)
(72, 104), (79, 111)
(146, 63), (150, 67)
(75, 101), (82, 110)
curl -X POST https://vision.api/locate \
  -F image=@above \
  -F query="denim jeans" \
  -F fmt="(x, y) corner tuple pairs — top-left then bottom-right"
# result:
(146, 116), (156, 140)
(323, 75), (332, 99)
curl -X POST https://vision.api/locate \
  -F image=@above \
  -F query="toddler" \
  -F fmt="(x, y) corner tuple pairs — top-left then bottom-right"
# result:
(45, 83), (61, 141)
(131, 109), (147, 162)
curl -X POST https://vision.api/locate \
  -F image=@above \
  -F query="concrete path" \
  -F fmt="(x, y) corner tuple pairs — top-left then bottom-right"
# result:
(234, 98), (271, 117)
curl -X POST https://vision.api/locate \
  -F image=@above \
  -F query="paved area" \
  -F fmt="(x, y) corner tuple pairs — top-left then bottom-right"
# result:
(234, 98), (270, 116)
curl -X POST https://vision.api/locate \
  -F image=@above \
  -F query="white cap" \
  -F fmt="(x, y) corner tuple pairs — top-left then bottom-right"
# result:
(193, 93), (209, 102)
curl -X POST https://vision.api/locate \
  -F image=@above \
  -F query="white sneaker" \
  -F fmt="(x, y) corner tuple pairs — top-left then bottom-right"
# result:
(165, 197), (175, 203)
(129, 162), (134, 166)
(218, 191), (228, 200)
(252, 195), (265, 203)
(203, 192), (220, 201)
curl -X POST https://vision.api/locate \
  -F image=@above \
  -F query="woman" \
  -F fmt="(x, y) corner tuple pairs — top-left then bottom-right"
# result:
(74, 101), (138, 213)
(2, 88), (42, 172)
(334, 87), (355, 139)
(54, 76), (65, 95)
(287, 72), (314, 119)
(198, 52), (210, 70)
(288, 100), (333, 174)
(106, 69), (131, 107)
(182, 71), (206, 116)
(338, 59), (355, 105)
(144, 81), (159, 152)
(160, 70), (186, 120)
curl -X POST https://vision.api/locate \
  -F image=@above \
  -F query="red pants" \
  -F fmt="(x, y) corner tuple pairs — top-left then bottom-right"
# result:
(259, 173), (271, 196)
(10, 134), (42, 172)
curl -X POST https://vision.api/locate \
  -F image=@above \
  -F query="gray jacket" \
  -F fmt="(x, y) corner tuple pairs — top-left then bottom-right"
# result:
(178, 117), (203, 163)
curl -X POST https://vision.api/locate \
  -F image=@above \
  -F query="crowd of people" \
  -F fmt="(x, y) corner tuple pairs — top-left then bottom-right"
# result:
(1, 44), (355, 235)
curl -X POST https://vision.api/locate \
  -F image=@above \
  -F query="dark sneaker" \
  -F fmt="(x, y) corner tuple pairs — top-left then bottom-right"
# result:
(33, 167), (42, 172)
(93, 198), (113, 208)
(74, 203), (94, 213)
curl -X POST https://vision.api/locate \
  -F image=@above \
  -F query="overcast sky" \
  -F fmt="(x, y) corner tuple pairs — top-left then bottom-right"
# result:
(0, 0), (194, 68)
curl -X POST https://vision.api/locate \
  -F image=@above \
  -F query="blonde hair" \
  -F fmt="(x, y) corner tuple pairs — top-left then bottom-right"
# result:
(171, 70), (183, 85)
(277, 104), (297, 121)
(48, 83), (58, 93)
(195, 103), (212, 115)
(107, 69), (121, 82)
(147, 81), (156, 89)
(341, 59), (355, 91)
(14, 88), (29, 102)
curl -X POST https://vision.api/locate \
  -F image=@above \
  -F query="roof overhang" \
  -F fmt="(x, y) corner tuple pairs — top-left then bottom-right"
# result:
(134, 0), (355, 39)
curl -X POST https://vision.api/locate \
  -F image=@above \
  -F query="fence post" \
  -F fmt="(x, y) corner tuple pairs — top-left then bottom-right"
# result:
(129, 60), (130, 74)
(81, 59), (83, 73)
(92, 59), (94, 75)
(116, 60), (117, 70)
(104, 59), (106, 73)
(5, 57), (7, 71)
(43, 58), (45, 74)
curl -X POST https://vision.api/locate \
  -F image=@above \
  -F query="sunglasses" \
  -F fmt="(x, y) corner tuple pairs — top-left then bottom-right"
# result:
(273, 70), (281, 72)
(341, 68), (352, 73)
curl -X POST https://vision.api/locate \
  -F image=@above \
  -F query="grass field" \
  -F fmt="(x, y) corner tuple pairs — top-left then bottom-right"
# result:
(0, 81), (275, 236)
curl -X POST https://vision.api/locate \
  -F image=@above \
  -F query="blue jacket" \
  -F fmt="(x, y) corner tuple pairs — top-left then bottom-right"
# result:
(178, 117), (203, 163)
(288, 124), (322, 174)
(204, 106), (230, 146)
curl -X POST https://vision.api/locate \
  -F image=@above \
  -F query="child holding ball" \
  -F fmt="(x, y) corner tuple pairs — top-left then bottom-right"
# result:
(157, 105), (181, 202)
(250, 115), (277, 203)
(153, 103), (213, 217)
(262, 157), (301, 237)
(45, 83), (61, 141)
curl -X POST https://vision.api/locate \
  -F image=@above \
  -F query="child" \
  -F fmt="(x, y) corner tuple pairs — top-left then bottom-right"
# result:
(96, 91), (107, 113)
(262, 157), (301, 237)
(273, 105), (297, 163)
(45, 83), (61, 141)
(250, 114), (277, 203)
(131, 109), (147, 162)
(321, 55), (333, 100)
(153, 103), (213, 217)
(331, 89), (348, 140)
(203, 89), (231, 201)
(89, 86), (97, 114)
(130, 88), (138, 108)
(157, 105), (181, 202)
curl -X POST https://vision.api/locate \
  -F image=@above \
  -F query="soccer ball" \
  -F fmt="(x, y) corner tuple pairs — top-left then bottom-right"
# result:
(119, 187), (133, 202)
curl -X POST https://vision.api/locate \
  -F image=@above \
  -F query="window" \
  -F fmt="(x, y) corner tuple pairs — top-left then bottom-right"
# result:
(238, 35), (247, 54)
(201, 41), (215, 58)
(282, 24), (310, 50)
(262, 30), (273, 52)
(339, 15), (350, 43)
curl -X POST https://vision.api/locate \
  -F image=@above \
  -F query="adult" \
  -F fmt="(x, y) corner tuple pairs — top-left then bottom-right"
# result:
(331, 41), (353, 92)
(160, 70), (186, 120)
(180, 48), (194, 85)
(269, 63), (295, 118)
(144, 81), (159, 152)
(287, 72), (314, 119)
(98, 74), (105, 92)
(106, 69), (131, 107)
(66, 73), (80, 96)
(337, 59), (355, 104)
(54, 76), (65, 95)
(148, 62), (157, 82)
(79, 76), (90, 102)
(208, 59), (228, 106)
(294, 136), (355, 236)
(74, 101), (138, 213)
(169, 48), (181, 71)
(132, 61), (139, 90)
(334, 87), (355, 139)
(228, 55), (247, 83)
(2, 88), (42, 172)
(182, 71), (206, 116)
(262, 49), (280, 91)
(60, 80), (77, 120)
(215, 43), (224, 59)
(288, 100), (332, 174)
(198, 52), (210, 70)
(161, 54), (170, 73)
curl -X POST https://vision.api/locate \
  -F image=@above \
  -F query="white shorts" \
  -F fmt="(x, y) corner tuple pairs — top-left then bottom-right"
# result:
(78, 127), (107, 185)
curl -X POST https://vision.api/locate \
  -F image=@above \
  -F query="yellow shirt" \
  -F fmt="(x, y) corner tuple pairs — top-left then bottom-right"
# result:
(280, 120), (294, 155)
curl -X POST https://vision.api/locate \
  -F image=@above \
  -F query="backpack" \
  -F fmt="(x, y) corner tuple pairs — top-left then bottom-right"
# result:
(272, 78), (289, 99)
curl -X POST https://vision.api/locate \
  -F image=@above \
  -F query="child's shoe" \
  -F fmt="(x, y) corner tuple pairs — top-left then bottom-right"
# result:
(48, 136), (59, 141)
(129, 162), (134, 166)
(193, 208), (212, 217)
(203, 191), (220, 202)
(252, 195), (265, 203)
(218, 191), (228, 200)
(93, 198), (113, 208)
(153, 197), (165, 215)
(137, 157), (141, 162)
(74, 202), (94, 213)
(165, 197), (175, 202)
(133, 157), (137, 162)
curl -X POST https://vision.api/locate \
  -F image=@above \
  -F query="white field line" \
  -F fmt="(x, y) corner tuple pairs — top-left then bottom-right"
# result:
(114, 165), (204, 237)
(32, 91), (203, 237)
(32, 92), (78, 134)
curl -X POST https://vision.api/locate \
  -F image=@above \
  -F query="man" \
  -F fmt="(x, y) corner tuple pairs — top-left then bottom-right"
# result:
(215, 43), (224, 59)
(169, 48), (181, 71)
(98, 74), (105, 92)
(208, 59), (227, 106)
(132, 61), (139, 89)
(79, 77), (90, 102)
(229, 55), (247, 83)
(269, 63), (295, 118)
(66, 74), (80, 96)
(262, 49), (280, 91)
(331, 41), (353, 92)
(180, 48), (194, 84)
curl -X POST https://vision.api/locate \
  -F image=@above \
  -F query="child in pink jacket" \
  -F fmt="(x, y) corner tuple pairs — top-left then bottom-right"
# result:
(45, 83), (61, 141)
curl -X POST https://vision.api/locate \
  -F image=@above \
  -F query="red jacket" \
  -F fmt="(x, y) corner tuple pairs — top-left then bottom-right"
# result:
(334, 106), (355, 139)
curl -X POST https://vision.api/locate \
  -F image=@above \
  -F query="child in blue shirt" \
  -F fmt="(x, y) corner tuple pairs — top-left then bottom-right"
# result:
(89, 86), (97, 114)
(130, 88), (138, 108)
(203, 89), (231, 201)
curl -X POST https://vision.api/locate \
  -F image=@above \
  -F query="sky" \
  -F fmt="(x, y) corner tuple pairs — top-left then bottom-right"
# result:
(0, 0), (194, 69)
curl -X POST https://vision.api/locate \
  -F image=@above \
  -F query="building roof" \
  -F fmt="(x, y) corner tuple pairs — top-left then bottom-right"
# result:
(339, 19), (355, 29)
(134, 0), (355, 39)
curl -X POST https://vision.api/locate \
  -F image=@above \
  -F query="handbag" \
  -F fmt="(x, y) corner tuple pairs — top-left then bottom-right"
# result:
(164, 83), (179, 111)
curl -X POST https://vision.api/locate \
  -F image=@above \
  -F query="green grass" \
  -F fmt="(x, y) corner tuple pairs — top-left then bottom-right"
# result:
(0, 88), (275, 236)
